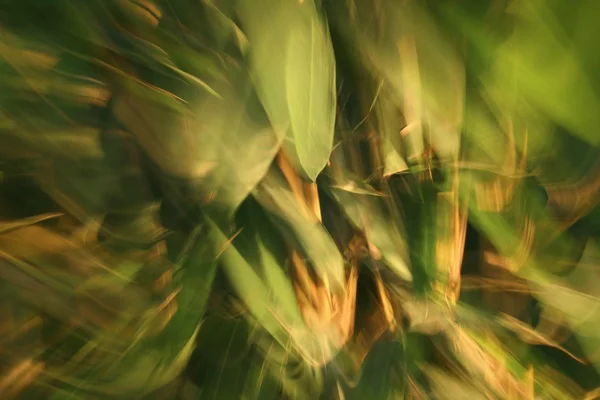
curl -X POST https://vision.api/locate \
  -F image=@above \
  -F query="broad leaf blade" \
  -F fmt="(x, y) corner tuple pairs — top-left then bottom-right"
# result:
(237, 0), (336, 181)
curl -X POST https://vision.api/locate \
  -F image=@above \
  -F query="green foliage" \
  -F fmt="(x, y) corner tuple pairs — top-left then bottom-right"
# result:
(237, 0), (336, 181)
(1, 0), (600, 399)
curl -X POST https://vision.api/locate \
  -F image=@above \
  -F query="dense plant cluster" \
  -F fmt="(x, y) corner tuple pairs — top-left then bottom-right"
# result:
(1, 0), (600, 398)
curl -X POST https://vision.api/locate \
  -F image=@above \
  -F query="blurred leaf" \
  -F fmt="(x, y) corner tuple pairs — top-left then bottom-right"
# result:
(445, 324), (528, 398)
(237, 0), (336, 181)
(342, 338), (404, 400)
(333, 0), (464, 163)
(328, 187), (412, 282)
(422, 365), (484, 399)
(209, 212), (354, 367)
(114, 60), (280, 212)
(113, 0), (162, 28)
(375, 89), (409, 177)
(258, 239), (302, 325)
(0, 212), (62, 234)
(529, 240), (600, 372)
(253, 167), (346, 293)
(435, 177), (467, 302)
(497, 313), (585, 364)
(207, 216), (295, 347)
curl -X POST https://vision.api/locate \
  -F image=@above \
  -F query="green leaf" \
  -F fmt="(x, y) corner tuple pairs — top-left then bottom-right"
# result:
(328, 187), (412, 282)
(331, 0), (464, 163)
(423, 365), (486, 399)
(209, 213), (350, 368)
(376, 91), (409, 176)
(528, 240), (600, 373)
(114, 60), (280, 212)
(253, 167), (346, 293)
(487, 0), (600, 147)
(206, 216), (294, 350)
(237, 0), (336, 181)
(59, 228), (217, 397)
(258, 239), (302, 324)
(343, 339), (405, 400)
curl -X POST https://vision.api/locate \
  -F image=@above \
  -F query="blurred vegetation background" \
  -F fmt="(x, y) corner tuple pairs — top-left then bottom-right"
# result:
(1, 0), (600, 398)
